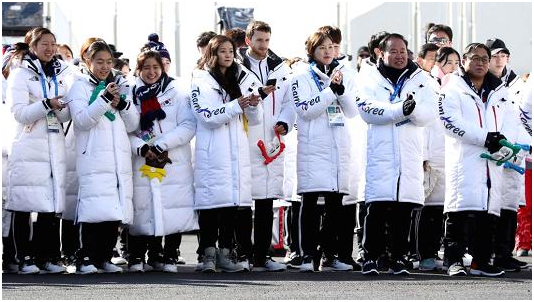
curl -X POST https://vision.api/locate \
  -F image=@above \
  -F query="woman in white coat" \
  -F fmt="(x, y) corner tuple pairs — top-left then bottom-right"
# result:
(6, 28), (72, 274)
(290, 31), (358, 272)
(67, 40), (139, 274)
(191, 35), (262, 273)
(127, 50), (197, 273)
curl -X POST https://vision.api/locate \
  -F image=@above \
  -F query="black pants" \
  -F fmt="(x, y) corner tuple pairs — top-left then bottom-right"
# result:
(61, 219), (80, 258)
(78, 221), (120, 265)
(287, 201), (301, 255)
(199, 207), (238, 250)
(253, 199), (274, 266)
(337, 203), (356, 262)
(300, 192), (343, 258)
(444, 211), (496, 266)
(128, 232), (182, 261)
(234, 207), (252, 260)
(355, 202), (367, 260)
(494, 209), (517, 259)
(3, 220), (16, 263)
(362, 202), (416, 261)
(416, 205), (444, 260)
(408, 207), (422, 258)
(12, 211), (61, 264)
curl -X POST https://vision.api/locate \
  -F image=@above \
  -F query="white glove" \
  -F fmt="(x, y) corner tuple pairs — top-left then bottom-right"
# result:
(490, 146), (514, 162)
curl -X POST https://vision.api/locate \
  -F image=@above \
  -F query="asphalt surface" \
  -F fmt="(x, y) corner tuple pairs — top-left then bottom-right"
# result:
(2, 235), (532, 300)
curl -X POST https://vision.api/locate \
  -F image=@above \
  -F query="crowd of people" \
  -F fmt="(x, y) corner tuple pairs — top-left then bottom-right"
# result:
(1, 20), (532, 277)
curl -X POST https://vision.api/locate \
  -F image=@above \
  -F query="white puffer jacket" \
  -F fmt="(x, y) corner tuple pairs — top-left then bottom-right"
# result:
(357, 61), (439, 205)
(291, 60), (358, 194)
(66, 71), (139, 223)
(237, 49), (297, 200)
(340, 65), (366, 205)
(128, 76), (197, 236)
(5, 55), (73, 214)
(190, 65), (262, 210)
(439, 72), (516, 216)
(519, 75), (532, 136)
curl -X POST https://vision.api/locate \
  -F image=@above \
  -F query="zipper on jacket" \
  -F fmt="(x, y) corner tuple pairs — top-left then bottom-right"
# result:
(396, 173), (401, 201)
(491, 105), (498, 131)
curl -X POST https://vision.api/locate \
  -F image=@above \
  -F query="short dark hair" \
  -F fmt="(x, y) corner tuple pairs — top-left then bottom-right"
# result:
(305, 31), (332, 60)
(245, 20), (271, 40)
(417, 43), (440, 59)
(435, 46), (460, 64)
(196, 31), (217, 48)
(378, 33), (408, 52)
(368, 31), (389, 60)
(318, 25), (342, 44)
(462, 43), (491, 59)
(224, 28), (246, 48)
(426, 24), (453, 43)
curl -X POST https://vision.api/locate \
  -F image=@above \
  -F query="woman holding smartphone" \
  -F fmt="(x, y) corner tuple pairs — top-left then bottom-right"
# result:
(67, 40), (139, 274)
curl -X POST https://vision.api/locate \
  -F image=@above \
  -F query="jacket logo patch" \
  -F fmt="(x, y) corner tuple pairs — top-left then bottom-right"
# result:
(357, 101), (384, 116)
(438, 94), (465, 137)
(160, 98), (173, 107)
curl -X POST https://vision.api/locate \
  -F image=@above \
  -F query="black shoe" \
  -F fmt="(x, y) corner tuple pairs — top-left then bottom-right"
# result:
(509, 257), (529, 269)
(493, 258), (521, 272)
(388, 259), (410, 275)
(284, 252), (303, 269)
(362, 260), (379, 275)
(470, 261), (505, 277)
(447, 262), (467, 276)
(340, 257), (362, 271)
(377, 255), (390, 272)
(299, 255), (314, 272)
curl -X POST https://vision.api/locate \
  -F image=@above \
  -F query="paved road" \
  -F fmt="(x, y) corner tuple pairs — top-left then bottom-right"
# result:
(2, 235), (532, 300)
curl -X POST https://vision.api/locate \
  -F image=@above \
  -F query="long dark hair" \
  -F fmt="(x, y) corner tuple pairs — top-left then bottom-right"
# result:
(197, 35), (241, 100)
(436, 47), (460, 64)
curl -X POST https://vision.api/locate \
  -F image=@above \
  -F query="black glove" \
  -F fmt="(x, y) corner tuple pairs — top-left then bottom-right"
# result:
(330, 82), (345, 95)
(275, 121), (288, 134)
(115, 95), (128, 110)
(146, 146), (172, 168)
(258, 87), (268, 99)
(402, 95), (416, 116)
(484, 132), (507, 154)
(139, 144), (150, 157)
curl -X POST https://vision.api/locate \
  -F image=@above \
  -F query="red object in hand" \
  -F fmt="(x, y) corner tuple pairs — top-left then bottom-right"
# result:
(257, 126), (286, 165)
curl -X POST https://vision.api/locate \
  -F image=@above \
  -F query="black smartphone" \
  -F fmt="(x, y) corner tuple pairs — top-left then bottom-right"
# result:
(266, 78), (277, 86)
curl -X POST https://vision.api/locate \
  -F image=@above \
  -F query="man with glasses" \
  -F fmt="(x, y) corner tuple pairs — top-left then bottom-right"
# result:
(439, 42), (516, 277)
(426, 24), (453, 47)
(485, 37), (530, 272)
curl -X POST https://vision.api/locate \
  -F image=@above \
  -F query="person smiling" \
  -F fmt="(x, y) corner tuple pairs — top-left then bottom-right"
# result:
(66, 40), (139, 274)
(290, 30), (358, 272)
(191, 35), (262, 273)
(6, 27), (73, 275)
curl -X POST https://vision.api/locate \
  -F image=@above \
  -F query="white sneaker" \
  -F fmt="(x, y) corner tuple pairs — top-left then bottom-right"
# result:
(238, 258), (251, 272)
(463, 253), (473, 267)
(111, 256), (127, 265)
(299, 257), (314, 272)
(77, 257), (98, 275)
(18, 256), (40, 275)
(128, 263), (144, 273)
(99, 261), (123, 273)
(319, 258), (352, 272)
(255, 259), (287, 272)
(195, 261), (204, 272)
(44, 262), (66, 274)
(177, 256), (186, 265)
(163, 263), (178, 273)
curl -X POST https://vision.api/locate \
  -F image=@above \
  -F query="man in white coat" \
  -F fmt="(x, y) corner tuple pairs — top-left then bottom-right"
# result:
(235, 20), (295, 271)
(357, 33), (438, 276)
(439, 43), (516, 277)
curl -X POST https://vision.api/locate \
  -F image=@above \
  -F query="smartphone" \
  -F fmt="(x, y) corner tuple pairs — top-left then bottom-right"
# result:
(266, 78), (277, 87)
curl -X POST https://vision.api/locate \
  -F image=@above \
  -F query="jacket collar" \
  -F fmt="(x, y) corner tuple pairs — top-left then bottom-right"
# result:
(21, 53), (68, 78)
(237, 47), (284, 74)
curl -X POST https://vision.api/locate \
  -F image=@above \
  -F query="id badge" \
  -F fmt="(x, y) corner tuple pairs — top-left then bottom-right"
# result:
(327, 103), (344, 127)
(46, 111), (60, 133)
(137, 130), (156, 144)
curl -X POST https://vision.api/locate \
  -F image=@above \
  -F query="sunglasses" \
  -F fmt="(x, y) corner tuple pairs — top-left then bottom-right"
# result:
(429, 37), (450, 45)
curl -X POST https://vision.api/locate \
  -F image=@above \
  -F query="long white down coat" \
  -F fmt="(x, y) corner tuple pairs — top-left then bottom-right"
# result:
(290, 61), (358, 194)
(66, 71), (139, 223)
(237, 49), (297, 200)
(128, 76), (198, 236)
(5, 56), (73, 214)
(500, 70), (529, 211)
(356, 61), (439, 205)
(439, 72), (516, 216)
(190, 65), (262, 210)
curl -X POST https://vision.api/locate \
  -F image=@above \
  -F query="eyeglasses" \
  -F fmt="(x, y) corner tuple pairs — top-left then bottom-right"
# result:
(492, 53), (509, 59)
(429, 37), (450, 45)
(466, 55), (490, 64)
